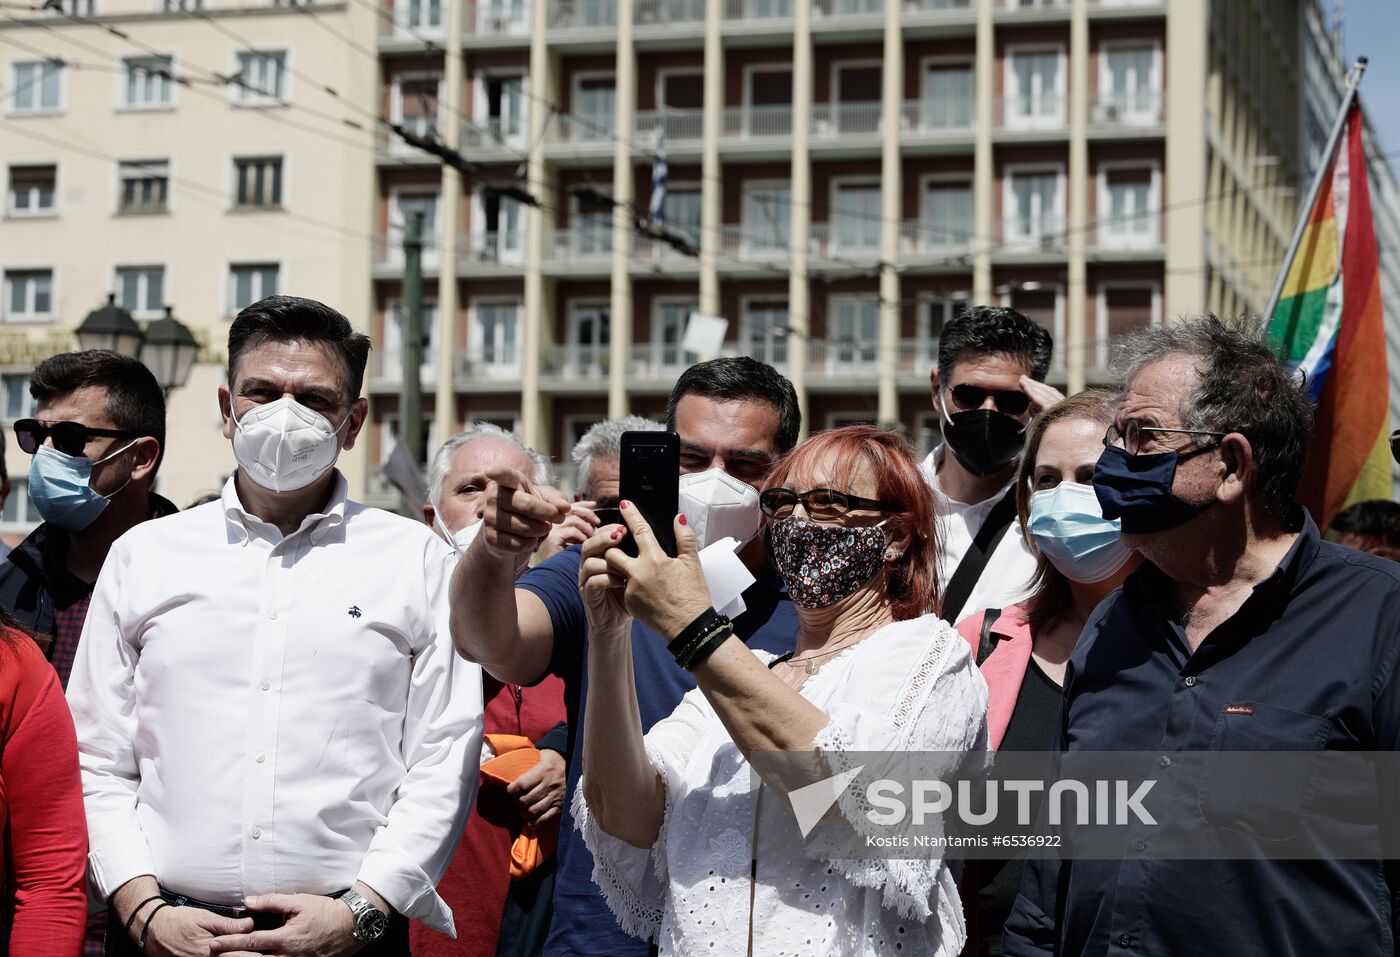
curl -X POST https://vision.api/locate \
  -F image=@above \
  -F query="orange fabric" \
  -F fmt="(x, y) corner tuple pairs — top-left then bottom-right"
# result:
(480, 733), (558, 880)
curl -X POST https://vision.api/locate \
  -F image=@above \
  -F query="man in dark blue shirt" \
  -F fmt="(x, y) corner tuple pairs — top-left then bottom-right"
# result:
(1004, 316), (1400, 956)
(448, 358), (801, 957)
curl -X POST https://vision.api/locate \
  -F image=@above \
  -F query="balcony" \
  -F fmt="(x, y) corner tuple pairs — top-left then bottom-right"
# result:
(808, 339), (881, 381)
(994, 95), (1068, 135)
(718, 224), (790, 263)
(995, 215), (1067, 256)
(721, 0), (793, 24)
(903, 0), (974, 17)
(635, 108), (705, 145)
(811, 102), (883, 140)
(633, 232), (703, 270)
(462, 117), (530, 155)
(628, 342), (701, 383)
(377, 6), (446, 45)
(376, 122), (446, 164)
(466, 1), (530, 36)
(369, 350), (436, 387)
(900, 98), (975, 147)
(813, 0), (884, 19)
(372, 236), (442, 274)
(541, 344), (611, 384)
(1089, 216), (1163, 256)
(720, 105), (793, 140)
(899, 220), (973, 264)
(1086, 0), (1167, 16)
(996, 0), (1070, 14)
(1087, 91), (1165, 132)
(544, 228), (613, 268)
(634, 0), (703, 27)
(460, 232), (526, 270)
(547, 0), (617, 32)
(809, 222), (883, 264)
(459, 352), (523, 384)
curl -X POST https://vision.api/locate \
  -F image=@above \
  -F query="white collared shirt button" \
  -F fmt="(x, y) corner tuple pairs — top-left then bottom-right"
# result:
(255, 752), (266, 764)
(259, 679), (270, 691)
(250, 825), (262, 839)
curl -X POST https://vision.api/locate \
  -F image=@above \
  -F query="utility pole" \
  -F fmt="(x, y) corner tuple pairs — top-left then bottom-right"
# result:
(401, 212), (425, 489)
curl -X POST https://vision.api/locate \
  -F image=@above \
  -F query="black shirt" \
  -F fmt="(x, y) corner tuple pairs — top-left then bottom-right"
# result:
(1003, 512), (1400, 956)
(979, 657), (1064, 955)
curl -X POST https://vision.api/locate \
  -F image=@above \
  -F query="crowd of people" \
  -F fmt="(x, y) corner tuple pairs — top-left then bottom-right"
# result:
(0, 293), (1397, 957)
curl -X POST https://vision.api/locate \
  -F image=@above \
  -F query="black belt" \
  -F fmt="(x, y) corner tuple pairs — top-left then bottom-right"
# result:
(158, 887), (347, 928)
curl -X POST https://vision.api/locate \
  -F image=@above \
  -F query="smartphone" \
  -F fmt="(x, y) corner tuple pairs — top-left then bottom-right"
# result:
(618, 431), (680, 557)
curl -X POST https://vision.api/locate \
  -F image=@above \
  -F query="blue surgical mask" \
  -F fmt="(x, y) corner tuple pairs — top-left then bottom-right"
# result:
(1027, 482), (1133, 583)
(27, 440), (137, 532)
(1092, 444), (1214, 535)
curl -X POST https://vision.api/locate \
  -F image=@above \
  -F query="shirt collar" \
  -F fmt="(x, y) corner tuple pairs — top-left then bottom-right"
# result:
(221, 470), (349, 546)
(925, 443), (1019, 510)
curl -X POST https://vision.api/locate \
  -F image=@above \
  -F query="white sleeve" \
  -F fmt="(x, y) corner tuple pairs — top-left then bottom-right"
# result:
(65, 538), (154, 900)
(814, 621), (989, 922)
(573, 682), (716, 941)
(357, 546), (484, 936)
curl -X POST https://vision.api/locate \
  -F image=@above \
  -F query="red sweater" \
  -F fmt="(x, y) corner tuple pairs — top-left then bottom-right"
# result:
(0, 631), (87, 956)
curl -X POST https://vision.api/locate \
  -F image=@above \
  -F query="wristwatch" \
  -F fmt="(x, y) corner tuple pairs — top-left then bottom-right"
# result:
(340, 889), (388, 942)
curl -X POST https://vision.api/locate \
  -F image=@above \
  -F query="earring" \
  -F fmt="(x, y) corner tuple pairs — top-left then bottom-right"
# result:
(884, 549), (903, 561)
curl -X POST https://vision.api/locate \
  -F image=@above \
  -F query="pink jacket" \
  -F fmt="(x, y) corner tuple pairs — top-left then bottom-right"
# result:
(955, 603), (1035, 751)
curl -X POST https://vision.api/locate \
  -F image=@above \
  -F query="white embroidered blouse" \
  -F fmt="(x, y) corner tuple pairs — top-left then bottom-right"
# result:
(574, 614), (990, 956)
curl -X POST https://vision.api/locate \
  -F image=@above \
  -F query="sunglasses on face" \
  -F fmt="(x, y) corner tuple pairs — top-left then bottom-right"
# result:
(948, 383), (1031, 417)
(759, 487), (898, 522)
(13, 418), (141, 457)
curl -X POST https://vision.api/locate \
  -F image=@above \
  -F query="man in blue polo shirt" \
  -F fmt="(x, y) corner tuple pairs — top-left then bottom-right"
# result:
(448, 357), (800, 956)
(1003, 315), (1400, 955)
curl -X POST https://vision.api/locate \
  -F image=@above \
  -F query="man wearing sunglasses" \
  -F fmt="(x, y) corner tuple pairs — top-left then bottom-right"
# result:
(0, 350), (173, 689)
(922, 306), (1062, 624)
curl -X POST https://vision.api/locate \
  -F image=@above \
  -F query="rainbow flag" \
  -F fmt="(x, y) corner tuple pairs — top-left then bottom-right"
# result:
(1267, 99), (1391, 531)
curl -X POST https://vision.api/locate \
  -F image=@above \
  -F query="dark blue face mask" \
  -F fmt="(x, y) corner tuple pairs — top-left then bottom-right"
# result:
(1092, 444), (1216, 535)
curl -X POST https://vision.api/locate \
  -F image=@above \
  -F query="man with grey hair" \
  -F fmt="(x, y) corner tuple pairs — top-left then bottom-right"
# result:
(424, 422), (551, 545)
(1004, 315), (1400, 955)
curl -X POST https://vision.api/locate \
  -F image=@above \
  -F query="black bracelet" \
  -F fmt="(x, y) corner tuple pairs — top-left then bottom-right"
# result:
(123, 895), (163, 941)
(667, 607), (729, 665)
(680, 622), (735, 671)
(138, 901), (171, 950)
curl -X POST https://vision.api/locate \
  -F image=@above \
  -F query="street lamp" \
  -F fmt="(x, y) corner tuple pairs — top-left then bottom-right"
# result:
(141, 306), (200, 394)
(74, 296), (201, 394)
(75, 294), (144, 358)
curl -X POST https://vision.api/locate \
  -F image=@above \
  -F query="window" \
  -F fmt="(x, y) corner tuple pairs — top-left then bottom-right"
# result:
(3, 270), (53, 322)
(475, 73), (524, 144)
(571, 195), (612, 257)
(661, 186), (701, 246)
(659, 72), (703, 110)
(393, 191), (440, 261)
(382, 414), (435, 467)
(118, 160), (169, 214)
(743, 300), (788, 367)
(1, 479), (37, 529)
(1102, 45), (1158, 122)
(1006, 169), (1062, 246)
(1102, 286), (1155, 361)
(1101, 166), (1156, 245)
(383, 299), (437, 379)
(574, 76), (615, 142)
(162, 0), (202, 9)
(233, 51), (287, 105)
(116, 266), (165, 318)
(830, 298), (878, 368)
(478, 0), (526, 32)
(397, 74), (443, 143)
(742, 66), (792, 136)
(123, 56), (173, 109)
(1007, 49), (1063, 126)
(920, 180), (972, 248)
(473, 188), (523, 262)
(7, 164), (56, 216)
(922, 63), (973, 129)
(2, 374), (35, 421)
(10, 61), (62, 114)
(229, 264), (278, 313)
(234, 157), (283, 208)
(1008, 286), (1060, 368)
(833, 181), (881, 251)
(654, 301), (698, 370)
(473, 301), (521, 372)
(918, 296), (967, 366)
(568, 302), (610, 375)
(45, 0), (92, 13)
(401, 0), (443, 32)
(742, 183), (790, 252)
(832, 63), (881, 133)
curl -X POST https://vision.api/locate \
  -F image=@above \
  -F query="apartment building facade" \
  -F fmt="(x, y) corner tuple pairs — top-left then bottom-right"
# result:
(0, 0), (378, 522)
(367, 0), (1319, 500)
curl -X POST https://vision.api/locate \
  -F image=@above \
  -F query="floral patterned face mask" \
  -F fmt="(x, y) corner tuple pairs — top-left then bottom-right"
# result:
(768, 516), (890, 609)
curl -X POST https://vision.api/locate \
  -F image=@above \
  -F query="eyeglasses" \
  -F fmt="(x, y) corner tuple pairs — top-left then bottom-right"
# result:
(1103, 421), (1228, 456)
(13, 418), (141, 457)
(949, 384), (1031, 417)
(759, 487), (898, 522)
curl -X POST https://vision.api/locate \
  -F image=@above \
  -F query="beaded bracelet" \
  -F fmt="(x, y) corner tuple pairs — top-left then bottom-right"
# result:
(666, 607), (730, 666)
(678, 621), (735, 671)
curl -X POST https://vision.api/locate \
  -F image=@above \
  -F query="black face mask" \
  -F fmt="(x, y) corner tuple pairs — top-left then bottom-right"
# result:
(940, 398), (1027, 477)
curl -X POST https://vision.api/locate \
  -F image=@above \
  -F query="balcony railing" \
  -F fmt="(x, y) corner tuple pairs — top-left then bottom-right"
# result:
(541, 343), (611, 381)
(813, 0), (883, 16)
(550, 112), (615, 145)
(721, 0), (792, 20)
(466, 0), (530, 34)
(635, 108), (704, 143)
(720, 105), (793, 139)
(461, 231), (526, 266)
(1091, 215), (1163, 249)
(811, 101), (883, 137)
(904, 0), (973, 14)
(899, 220), (973, 258)
(994, 94), (1068, 131)
(628, 342), (700, 380)
(378, 6), (446, 37)
(634, 0), (703, 24)
(371, 350), (437, 383)
(900, 98), (975, 133)
(1088, 90), (1165, 127)
(459, 352), (524, 380)
(463, 116), (528, 150)
(634, 230), (702, 263)
(547, 0), (617, 30)
(997, 215), (1067, 251)
(809, 222), (883, 259)
(809, 338), (881, 375)
(719, 223), (790, 259)
(373, 235), (441, 267)
(545, 227), (614, 263)
(997, 0), (1069, 10)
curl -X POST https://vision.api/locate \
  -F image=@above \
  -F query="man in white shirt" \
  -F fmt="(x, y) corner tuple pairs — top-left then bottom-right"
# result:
(922, 306), (1064, 623)
(67, 295), (483, 957)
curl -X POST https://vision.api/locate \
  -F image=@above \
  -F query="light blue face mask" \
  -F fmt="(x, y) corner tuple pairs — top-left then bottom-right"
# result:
(1027, 481), (1134, 584)
(27, 440), (137, 532)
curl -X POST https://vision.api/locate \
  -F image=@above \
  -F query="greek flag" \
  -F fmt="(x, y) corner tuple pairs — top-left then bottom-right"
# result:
(649, 120), (667, 225)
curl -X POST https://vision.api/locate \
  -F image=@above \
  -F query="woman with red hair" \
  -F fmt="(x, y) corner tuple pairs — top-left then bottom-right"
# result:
(573, 425), (988, 956)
